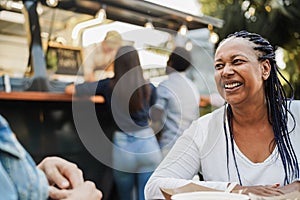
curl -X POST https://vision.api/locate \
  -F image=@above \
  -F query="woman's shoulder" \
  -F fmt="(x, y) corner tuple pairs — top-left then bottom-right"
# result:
(180, 106), (225, 151)
(290, 100), (300, 107)
(290, 100), (300, 117)
(187, 105), (224, 137)
(148, 82), (155, 89)
(290, 100), (300, 110)
(99, 77), (111, 83)
(97, 78), (111, 88)
(197, 105), (225, 124)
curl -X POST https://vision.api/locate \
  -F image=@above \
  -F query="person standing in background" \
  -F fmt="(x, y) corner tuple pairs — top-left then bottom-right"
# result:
(66, 46), (162, 200)
(151, 47), (200, 157)
(83, 31), (122, 82)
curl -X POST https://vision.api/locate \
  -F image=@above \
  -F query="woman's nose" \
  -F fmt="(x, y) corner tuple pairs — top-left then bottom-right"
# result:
(222, 64), (234, 76)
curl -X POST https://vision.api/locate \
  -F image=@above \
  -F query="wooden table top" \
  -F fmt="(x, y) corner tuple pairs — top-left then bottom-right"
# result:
(0, 91), (105, 103)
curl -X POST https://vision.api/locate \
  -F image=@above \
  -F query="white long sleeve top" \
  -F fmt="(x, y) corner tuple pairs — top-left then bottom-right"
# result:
(145, 101), (300, 200)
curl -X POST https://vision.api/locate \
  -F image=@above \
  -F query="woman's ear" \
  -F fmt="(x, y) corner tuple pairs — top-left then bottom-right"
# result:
(261, 60), (271, 80)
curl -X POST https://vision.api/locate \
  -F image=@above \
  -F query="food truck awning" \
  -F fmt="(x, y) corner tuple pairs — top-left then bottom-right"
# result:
(0, 0), (224, 92)
(39, 0), (224, 31)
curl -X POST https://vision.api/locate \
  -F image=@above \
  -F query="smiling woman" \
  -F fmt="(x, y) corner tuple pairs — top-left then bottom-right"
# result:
(144, 30), (300, 200)
(213, 36), (269, 106)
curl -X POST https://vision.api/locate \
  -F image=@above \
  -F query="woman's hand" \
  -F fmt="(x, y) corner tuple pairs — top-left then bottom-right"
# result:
(49, 181), (103, 200)
(233, 184), (284, 196)
(37, 156), (84, 189)
(38, 157), (102, 199)
(65, 84), (76, 95)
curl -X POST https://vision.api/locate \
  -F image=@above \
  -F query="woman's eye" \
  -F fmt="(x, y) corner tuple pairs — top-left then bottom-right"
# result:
(214, 63), (224, 69)
(232, 59), (244, 65)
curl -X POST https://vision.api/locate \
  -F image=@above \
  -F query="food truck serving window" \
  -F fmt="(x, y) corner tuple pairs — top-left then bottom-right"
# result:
(46, 42), (83, 75)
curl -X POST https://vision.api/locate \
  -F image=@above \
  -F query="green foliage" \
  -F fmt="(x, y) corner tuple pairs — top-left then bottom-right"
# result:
(199, 0), (300, 99)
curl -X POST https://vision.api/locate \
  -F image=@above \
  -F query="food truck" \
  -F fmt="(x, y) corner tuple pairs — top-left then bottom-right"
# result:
(0, 1), (223, 199)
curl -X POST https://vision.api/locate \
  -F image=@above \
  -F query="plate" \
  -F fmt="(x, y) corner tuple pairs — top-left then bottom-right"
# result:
(171, 191), (249, 200)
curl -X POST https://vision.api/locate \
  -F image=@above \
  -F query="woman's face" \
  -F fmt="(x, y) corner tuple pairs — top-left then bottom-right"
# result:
(214, 37), (270, 106)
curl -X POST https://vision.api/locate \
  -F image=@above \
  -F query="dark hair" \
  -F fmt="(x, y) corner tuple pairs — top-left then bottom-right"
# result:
(110, 46), (150, 113)
(221, 30), (299, 185)
(168, 47), (191, 72)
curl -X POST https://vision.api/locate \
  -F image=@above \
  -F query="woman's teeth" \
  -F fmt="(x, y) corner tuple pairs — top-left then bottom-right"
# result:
(225, 82), (241, 89)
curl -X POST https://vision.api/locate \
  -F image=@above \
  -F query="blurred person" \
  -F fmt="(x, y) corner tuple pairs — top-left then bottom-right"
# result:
(65, 46), (162, 200)
(83, 30), (122, 82)
(151, 47), (200, 157)
(0, 114), (102, 200)
(145, 30), (300, 199)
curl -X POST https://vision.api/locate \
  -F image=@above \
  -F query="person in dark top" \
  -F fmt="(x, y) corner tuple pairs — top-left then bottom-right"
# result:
(65, 45), (162, 200)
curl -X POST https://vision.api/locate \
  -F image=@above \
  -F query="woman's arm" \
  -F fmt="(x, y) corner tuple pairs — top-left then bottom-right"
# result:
(144, 120), (228, 199)
(65, 82), (100, 97)
(279, 181), (300, 194)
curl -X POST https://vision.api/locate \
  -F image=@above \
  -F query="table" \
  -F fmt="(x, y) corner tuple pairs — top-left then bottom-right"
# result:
(0, 91), (116, 200)
(0, 91), (104, 103)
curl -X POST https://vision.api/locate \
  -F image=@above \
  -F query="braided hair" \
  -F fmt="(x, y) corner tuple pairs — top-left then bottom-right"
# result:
(222, 30), (299, 185)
